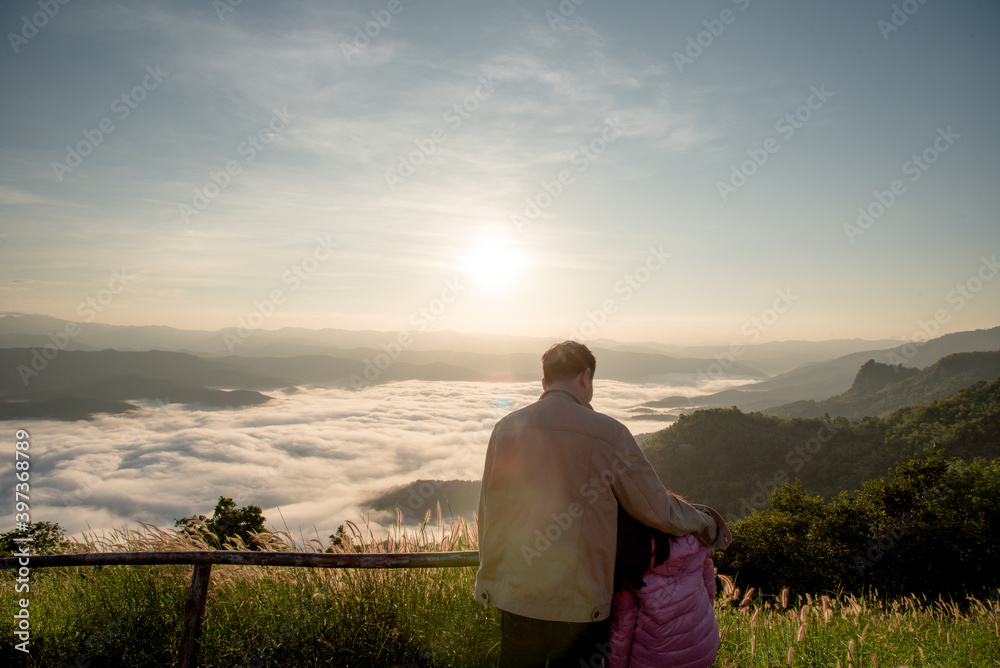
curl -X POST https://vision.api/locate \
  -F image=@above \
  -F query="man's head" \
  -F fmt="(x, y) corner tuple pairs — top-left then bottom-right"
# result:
(541, 340), (596, 402)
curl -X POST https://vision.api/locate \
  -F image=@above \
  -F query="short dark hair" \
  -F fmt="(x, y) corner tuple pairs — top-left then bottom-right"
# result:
(542, 340), (596, 384)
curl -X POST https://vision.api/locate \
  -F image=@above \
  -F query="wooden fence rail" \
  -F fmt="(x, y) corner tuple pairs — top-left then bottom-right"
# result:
(1, 550), (481, 668)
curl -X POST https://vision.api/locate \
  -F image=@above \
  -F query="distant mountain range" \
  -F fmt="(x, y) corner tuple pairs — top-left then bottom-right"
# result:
(0, 345), (763, 393)
(765, 350), (1000, 419)
(2, 371), (272, 418)
(0, 313), (805, 422)
(2, 315), (998, 422)
(597, 337), (906, 376)
(0, 396), (140, 422)
(0, 313), (902, 374)
(641, 326), (1000, 413)
(0, 341), (763, 420)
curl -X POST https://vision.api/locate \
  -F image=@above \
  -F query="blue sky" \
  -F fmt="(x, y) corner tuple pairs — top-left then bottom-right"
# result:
(1, 0), (998, 345)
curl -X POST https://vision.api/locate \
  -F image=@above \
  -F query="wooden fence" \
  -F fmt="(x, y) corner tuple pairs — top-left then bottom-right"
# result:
(0, 550), (481, 667)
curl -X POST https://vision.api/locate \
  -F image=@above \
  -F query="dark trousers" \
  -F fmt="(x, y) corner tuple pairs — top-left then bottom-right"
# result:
(498, 610), (611, 668)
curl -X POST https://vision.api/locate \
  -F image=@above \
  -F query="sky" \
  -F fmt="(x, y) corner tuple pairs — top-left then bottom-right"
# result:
(1, 0), (998, 346)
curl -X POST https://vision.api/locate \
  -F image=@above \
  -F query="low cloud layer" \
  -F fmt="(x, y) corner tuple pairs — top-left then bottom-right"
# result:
(12, 378), (735, 543)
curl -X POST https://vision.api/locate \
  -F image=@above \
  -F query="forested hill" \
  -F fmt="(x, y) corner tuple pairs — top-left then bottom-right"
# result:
(764, 350), (1000, 419)
(642, 376), (1000, 522)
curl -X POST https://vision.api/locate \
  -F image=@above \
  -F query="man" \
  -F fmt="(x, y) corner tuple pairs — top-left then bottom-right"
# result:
(475, 341), (731, 667)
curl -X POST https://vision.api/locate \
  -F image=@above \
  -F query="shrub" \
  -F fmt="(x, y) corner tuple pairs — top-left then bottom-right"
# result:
(716, 451), (1000, 599)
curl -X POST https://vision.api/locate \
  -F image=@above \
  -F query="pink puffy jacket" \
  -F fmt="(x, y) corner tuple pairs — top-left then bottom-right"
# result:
(608, 533), (719, 668)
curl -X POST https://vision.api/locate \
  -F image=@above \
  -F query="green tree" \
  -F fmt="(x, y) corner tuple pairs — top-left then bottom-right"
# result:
(0, 521), (70, 557)
(716, 452), (1000, 599)
(175, 496), (267, 550)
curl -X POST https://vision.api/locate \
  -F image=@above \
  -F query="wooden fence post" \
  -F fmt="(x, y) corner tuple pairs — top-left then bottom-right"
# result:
(178, 563), (212, 668)
(0, 550), (479, 665)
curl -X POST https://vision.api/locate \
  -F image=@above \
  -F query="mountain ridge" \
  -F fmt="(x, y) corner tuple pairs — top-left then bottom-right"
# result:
(641, 326), (1000, 412)
(764, 350), (1000, 419)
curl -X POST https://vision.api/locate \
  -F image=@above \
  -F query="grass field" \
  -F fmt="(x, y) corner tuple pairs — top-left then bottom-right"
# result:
(3, 519), (998, 667)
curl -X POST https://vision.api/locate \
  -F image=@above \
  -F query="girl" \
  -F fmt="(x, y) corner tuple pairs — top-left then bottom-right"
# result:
(608, 507), (720, 668)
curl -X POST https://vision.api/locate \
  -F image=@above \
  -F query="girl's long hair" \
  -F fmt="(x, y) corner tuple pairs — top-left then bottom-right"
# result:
(614, 506), (672, 592)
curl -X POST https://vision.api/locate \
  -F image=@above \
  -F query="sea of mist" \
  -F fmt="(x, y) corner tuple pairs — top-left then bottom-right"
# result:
(10, 378), (755, 542)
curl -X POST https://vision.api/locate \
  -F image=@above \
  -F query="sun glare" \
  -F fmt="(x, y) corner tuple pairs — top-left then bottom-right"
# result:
(462, 240), (526, 291)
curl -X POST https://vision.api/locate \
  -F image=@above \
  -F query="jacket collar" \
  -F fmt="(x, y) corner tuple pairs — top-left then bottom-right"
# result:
(539, 386), (593, 410)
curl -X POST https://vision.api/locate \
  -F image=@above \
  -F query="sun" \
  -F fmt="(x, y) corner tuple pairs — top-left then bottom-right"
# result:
(462, 240), (526, 291)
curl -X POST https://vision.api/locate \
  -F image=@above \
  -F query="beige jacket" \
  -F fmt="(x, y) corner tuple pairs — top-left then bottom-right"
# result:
(474, 387), (732, 623)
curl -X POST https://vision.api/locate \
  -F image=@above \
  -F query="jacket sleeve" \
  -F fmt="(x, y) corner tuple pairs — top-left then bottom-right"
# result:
(608, 588), (638, 668)
(610, 428), (733, 550)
